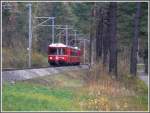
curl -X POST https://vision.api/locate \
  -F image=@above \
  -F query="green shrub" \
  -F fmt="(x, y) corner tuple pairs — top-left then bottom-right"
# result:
(32, 52), (48, 67)
(2, 48), (27, 68)
(2, 48), (48, 68)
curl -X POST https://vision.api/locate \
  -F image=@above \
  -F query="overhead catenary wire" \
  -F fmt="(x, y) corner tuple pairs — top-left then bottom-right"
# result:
(2, 3), (90, 67)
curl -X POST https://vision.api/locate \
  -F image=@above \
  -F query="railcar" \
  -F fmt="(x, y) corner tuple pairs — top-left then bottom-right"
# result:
(48, 43), (81, 65)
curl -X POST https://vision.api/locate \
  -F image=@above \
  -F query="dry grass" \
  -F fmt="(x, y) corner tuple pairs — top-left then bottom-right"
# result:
(79, 62), (148, 111)
(2, 47), (48, 68)
(3, 59), (148, 111)
(32, 52), (48, 67)
(2, 47), (27, 68)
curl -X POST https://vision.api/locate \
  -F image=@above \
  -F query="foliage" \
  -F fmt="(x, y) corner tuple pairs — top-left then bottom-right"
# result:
(32, 52), (48, 67)
(2, 47), (48, 68)
(2, 48), (27, 68)
(2, 2), (148, 68)
(2, 2), (148, 111)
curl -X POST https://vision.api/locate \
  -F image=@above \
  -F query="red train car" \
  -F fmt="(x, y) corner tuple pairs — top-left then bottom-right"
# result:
(48, 43), (81, 65)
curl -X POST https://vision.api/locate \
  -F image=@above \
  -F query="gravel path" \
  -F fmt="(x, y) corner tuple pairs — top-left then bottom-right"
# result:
(2, 65), (89, 83)
(2, 64), (148, 86)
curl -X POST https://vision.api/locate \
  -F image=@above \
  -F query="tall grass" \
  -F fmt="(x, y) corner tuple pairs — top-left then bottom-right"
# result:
(32, 52), (48, 67)
(2, 48), (27, 68)
(2, 59), (148, 111)
(80, 62), (148, 111)
(2, 47), (48, 68)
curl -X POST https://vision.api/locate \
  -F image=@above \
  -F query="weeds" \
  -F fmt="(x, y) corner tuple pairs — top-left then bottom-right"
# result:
(32, 52), (48, 67)
(79, 63), (148, 111)
(2, 47), (48, 68)
(2, 62), (148, 111)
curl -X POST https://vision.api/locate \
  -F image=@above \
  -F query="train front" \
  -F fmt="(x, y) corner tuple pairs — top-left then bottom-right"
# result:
(48, 43), (68, 65)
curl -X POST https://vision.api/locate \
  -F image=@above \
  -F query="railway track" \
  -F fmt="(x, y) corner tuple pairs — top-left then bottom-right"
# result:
(2, 66), (53, 71)
(2, 64), (89, 71)
(2, 64), (89, 82)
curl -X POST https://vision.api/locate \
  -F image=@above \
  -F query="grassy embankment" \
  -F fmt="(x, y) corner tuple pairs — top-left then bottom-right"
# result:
(2, 65), (148, 111)
(2, 48), (48, 68)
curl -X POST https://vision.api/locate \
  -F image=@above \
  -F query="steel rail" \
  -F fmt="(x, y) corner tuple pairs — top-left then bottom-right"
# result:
(2, 64), (89, 72)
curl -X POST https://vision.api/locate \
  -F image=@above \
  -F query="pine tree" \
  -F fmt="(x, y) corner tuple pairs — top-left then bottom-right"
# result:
(130, 2), (141, 76)
(109, 2), (118, 76)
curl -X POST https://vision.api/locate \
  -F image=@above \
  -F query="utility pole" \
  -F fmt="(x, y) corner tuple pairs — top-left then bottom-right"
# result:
(52, 18), (55, 43)
(65, 25), (68, 45)
(74, 30), (77, 46)
(84, 39), (86, 64)
(28, 3), (32, 68)
(58, 32), (61, 43)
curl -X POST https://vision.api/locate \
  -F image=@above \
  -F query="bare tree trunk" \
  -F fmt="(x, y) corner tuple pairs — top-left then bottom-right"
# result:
(89, 10), (93, 66)
(89, 32), (92, 66)
(109, 2), (118, 76)
(96, 8), (103, 61)
(103, 8), (110, 66)
(144, 48), (148, 74)
(130, 3), (141, 76)
(89, 4), (97, 66)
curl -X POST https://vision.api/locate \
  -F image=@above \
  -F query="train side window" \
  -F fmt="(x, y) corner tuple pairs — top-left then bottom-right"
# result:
(75, 50), (77, 56)
(60, 48), (64, 55)
(63, 48), (66, 55)
(71, 50), (74, 56)
(73, 50), (76, 56)
(58, 48), (66, 55)
(57, 49), (59, 55)
(71, 50), (77, 56)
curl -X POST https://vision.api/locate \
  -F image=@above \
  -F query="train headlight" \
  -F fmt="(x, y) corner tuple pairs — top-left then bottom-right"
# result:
(55, 56), (58, 60)
(49, 57), (52, 60)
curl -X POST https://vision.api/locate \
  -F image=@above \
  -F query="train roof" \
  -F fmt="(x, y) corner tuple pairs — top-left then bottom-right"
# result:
(49, 43), (67, 47)
(48, 43), (80, 50)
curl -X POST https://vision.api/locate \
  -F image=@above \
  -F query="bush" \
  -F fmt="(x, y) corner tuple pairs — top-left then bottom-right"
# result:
(2, 47), (27, 68)
(32, 52), (48, 67)
(2, 48), (48, 68)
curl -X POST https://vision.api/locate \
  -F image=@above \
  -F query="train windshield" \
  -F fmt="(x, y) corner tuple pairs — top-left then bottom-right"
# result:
(49, 48), (66, 55)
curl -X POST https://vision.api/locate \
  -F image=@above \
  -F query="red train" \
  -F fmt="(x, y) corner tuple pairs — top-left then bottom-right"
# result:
(48, 43), (81, 65)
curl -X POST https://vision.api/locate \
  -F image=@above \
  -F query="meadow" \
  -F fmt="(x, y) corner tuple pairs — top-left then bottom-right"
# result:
(2, 66), (148, 111)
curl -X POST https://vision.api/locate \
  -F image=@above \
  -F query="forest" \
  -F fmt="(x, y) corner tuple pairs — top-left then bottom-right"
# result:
(2, 1), (149, 111)
(2, 2), (148, 72)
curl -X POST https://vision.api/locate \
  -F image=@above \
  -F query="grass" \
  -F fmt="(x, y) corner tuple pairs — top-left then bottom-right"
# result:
(2, 66), (148, 111)
(2, 70), (87, 111)
(3, 82), (80, 111)
(2, 47), (48, 68)
(79, 63), (148, 111)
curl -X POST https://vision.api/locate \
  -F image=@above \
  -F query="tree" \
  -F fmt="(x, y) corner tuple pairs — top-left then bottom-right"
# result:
(130, 2), (141, 76)
(103, 7), (110, 66)
(109, 2), (118, 76)
(89, 6), (94, 66)
(143, 48), (148, 74)
(95, 7), (103, 61)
